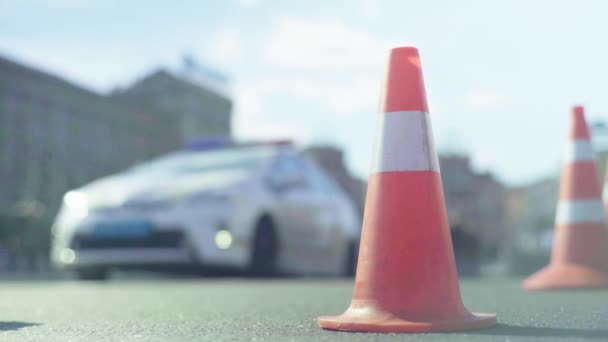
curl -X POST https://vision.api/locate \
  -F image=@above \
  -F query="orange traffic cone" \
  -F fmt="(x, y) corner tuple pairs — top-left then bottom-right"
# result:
(523, 106), (608, 291)
(317, 47), (496, 333)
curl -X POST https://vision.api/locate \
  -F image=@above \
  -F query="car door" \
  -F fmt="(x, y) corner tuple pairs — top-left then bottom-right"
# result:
(266, 152), (319, 268)
(300, 158), (343, 252)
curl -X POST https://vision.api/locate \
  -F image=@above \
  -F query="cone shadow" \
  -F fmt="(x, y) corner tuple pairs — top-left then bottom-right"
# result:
(473, 324), (608, 339)
(0, 321), (40, 332)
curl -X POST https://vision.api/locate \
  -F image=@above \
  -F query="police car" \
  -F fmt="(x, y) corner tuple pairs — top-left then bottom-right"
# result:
(51, 141), (361, 280)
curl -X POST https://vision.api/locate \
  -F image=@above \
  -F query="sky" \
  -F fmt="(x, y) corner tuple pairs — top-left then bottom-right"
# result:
(2, 0), (608, 185)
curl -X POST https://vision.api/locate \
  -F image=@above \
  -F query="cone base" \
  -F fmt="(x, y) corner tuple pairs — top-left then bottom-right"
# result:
(523, 263), (608, 291)
(317, 311), (496, 333)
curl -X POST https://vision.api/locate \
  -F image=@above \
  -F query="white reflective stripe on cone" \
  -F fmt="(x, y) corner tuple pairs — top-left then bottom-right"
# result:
(370, 111), (440, 173)
(555, 199), (606, 225)
(564, 139), (594, 162)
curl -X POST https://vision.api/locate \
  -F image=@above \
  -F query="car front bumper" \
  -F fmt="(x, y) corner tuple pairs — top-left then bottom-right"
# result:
(64, 248), (193, 268)
(52, 209), (252, 271)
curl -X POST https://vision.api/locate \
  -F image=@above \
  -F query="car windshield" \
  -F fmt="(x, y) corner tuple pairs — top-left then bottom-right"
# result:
(128, 146), (276, 175)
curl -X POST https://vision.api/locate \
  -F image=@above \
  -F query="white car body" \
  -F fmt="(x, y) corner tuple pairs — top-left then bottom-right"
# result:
(51, 144), (361, 278)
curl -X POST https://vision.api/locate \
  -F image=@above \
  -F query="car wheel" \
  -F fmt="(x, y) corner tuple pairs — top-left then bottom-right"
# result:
(76, 268), (109, 281)
(343, 241), (358, 277)
(249, 216), (278, 277)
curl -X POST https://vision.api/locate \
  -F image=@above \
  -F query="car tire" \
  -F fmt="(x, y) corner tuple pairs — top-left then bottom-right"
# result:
(76, 268), (109, 281)
(343, 241), (358, 277)
(249, 216), (278, 277)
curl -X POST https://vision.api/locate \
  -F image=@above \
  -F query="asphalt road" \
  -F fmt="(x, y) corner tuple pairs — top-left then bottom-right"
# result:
(0, 276), (606, 341)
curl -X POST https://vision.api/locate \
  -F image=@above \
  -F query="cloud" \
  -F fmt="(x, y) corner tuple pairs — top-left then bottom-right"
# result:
(42, 0), (91, 8)
(232, 75), (380, 145)
(247, 16), (403, 118)
(283, 76), (380, 116)
(234, 74), (380, 122)
(263, 16), (398, 72)
(234, 16), (407, 159)
(209, 27), (242, 65)
(233, 80), (306, 141)
(466, 88), (510, 111)
(237, 0), (259, 8)
(359, 0), (380, 18)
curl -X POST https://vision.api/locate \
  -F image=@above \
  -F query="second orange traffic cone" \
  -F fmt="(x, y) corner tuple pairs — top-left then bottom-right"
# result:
(523, 106), (608, 290)
(317, 47), (496, 333)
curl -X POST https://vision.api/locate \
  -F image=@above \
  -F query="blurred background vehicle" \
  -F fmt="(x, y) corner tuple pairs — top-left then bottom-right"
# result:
(2, 1), (608, 281)
(50, 140), (361, 280)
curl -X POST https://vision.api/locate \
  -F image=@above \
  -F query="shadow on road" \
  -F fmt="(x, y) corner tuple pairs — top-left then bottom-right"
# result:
(474, 324), (608, 339)
(0, 321), (40, 332)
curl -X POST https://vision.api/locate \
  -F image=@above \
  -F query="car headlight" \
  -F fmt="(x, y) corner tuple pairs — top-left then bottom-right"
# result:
(63, 191), (89, 219)
(214, 230), (233, 249)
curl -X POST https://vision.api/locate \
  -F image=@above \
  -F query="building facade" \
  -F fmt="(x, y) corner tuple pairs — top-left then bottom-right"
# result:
(591, 121), (608, 185)
(0, 55), (232, 225)
(439, 154), (507, 249)
(111, 67), (232, 142)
